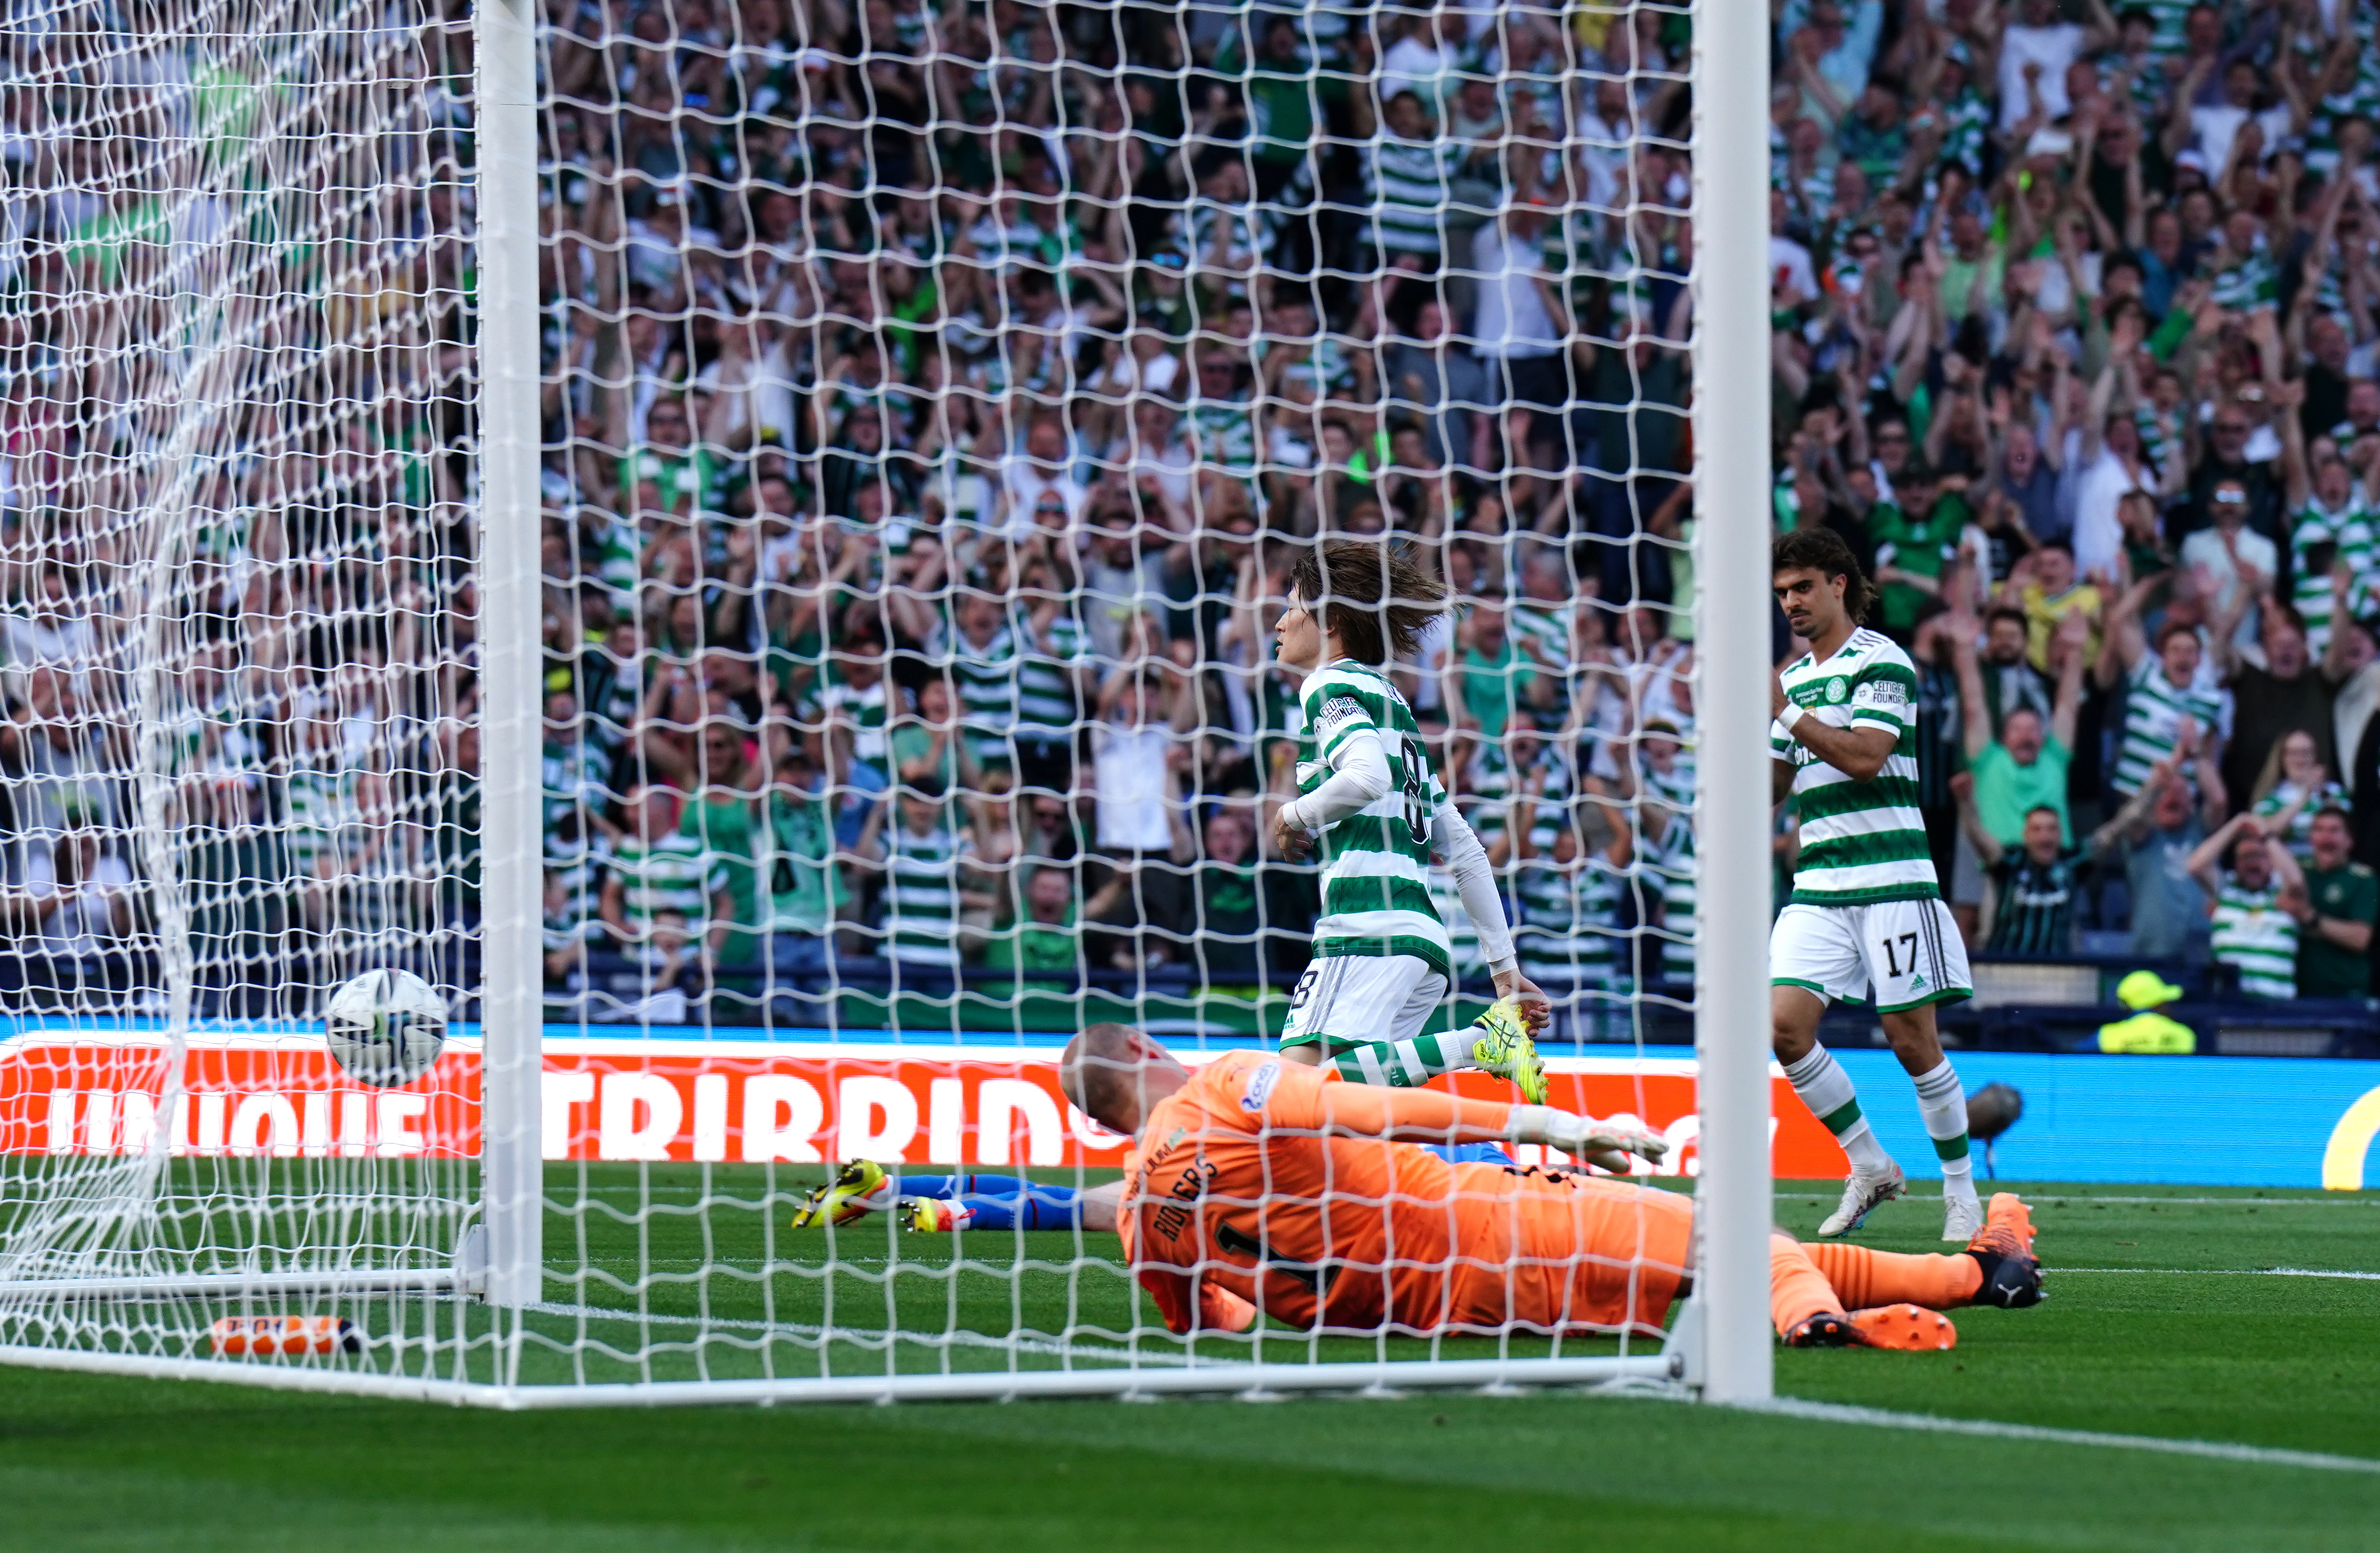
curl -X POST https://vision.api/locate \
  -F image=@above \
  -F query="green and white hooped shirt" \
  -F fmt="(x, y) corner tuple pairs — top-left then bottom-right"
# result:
(2113, 655), (2225, 797)
(2210, 875), (2297, 1000)
(1295, 659), (1452, 977)
(1771, 628), (1939, 907)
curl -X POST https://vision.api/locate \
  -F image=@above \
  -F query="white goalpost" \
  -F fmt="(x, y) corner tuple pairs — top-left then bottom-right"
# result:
(0, 0), (1771, 1406)
(1688, 0), (1776, 1405)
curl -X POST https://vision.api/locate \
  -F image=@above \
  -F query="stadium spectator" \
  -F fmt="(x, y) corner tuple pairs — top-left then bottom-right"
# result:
(1954, 608), (2088, 846)
(2291, 806), (2377, 998)
(2188, 812), (2308, 998)
(34, 0), (2378, 1035)
(2111, 760), (2213, 959)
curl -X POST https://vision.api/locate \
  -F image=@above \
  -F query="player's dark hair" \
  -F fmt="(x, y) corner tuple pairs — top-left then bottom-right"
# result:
(1289, 540), (1448, 665)
(2313, 803), (2352, 830)
(2024, 804), (2062, 824)
(1770, 527), (1873, 626)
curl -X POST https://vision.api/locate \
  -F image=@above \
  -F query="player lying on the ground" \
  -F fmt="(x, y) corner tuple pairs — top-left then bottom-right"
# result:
(798, 1025), (2045, 1346)
(1056, 1023), (2041, 1348)
(791, 1168), (1107, 1232)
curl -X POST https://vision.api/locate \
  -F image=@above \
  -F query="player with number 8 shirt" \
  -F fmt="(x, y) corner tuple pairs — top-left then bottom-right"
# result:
(1770, 528), (1982, 1243)
(1268, 541), (1551, 1105)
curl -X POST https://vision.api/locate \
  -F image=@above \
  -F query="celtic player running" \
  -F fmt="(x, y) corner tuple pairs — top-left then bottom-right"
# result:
(1269, 541), (1549, 1100)
(1770, 529), (1980, 1242)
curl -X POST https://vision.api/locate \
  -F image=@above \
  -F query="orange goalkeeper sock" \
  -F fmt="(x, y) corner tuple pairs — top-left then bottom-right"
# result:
(1769, 1233), (1841, 1337)
(1803, 1242), (1984, 1310)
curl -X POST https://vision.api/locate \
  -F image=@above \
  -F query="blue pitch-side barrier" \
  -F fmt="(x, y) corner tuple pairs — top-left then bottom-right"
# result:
(9, 1019), (2380, 1191)
(529, 1028), (2380, 1190)
(1827, 1047), (2380, 1191)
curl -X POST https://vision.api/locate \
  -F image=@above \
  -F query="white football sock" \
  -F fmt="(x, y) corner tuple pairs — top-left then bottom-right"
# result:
(1910, 1058), (1977, 1199)
(1783, 1044), (1892, 1176)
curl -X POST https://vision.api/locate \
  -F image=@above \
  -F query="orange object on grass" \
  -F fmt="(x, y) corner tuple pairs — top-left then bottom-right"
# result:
(209, 1315), (358, 1356)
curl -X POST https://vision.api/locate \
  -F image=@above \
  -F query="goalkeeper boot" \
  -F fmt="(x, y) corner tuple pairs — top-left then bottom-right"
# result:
(1471, 997), (1547, 1104)
(1783, 1304), (1957, 1351)
(1816, 1162), (1906, 1238)
(791, 1160), (889, 1229)
(902, 1198), (974, 1234)
(1960, 1192), (2044, 1309)
(1846, 1303), (1958, 1351)
(1780, 1309), (1856, 1347)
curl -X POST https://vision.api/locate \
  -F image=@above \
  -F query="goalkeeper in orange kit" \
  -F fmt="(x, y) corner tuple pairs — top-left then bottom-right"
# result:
(1057, 1024), (2043, 1348)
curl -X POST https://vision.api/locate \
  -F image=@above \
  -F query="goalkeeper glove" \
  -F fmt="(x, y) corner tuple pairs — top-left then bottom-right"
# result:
(1506, 1105), (1670, 1171)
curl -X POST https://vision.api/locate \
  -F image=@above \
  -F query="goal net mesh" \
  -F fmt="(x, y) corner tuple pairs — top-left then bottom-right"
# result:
(0, 0), (482, 1351)
(1, 0), (1713, 1397)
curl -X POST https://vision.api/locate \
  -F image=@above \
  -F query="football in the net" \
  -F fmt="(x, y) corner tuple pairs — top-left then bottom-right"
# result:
(323, 969), (450, 1088)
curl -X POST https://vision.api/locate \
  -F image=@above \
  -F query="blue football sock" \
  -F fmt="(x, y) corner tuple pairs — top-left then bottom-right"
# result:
(893, 1174), (1082, 1231)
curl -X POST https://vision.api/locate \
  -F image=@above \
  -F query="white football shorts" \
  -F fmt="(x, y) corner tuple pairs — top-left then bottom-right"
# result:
(1771, 898), (1971, 1014)
(1279, 953), (1450, 1049)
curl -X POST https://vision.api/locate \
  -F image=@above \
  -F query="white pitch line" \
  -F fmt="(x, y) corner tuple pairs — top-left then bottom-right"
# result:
(519, 1298), (1205, 1369)
(1750, 1397), (2380, 1474)
(1772, 1193), (2380, 1207)
(2054, 1266), (2380, 1280)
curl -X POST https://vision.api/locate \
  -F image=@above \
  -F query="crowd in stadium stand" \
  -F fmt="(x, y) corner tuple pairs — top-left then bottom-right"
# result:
(1757, 0), (2380, 1005)
(515, 0), (2380, 1019)
(527, 0), (1701, 1026)
(0, 19), (480, 1016)
(499, 0), (2380, 1022)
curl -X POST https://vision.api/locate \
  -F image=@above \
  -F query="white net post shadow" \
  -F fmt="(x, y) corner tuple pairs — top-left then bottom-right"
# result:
(0, 0), (1772, 1404)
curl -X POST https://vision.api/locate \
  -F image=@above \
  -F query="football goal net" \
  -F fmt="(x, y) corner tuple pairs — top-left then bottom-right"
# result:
(0, 0), (1776, 1404)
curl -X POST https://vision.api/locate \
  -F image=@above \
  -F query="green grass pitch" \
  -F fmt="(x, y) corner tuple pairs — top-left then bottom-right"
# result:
(5, 1178), (2378, 1551)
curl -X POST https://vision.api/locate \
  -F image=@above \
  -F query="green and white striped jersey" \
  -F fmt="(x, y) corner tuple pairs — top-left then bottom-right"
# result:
(1514, 853), (1627, 990)
(284, 766), (353, 879)
(2206, 249), (2277, 312)
(1772, 629), (1938, 906)
(880, 817), (971, 966)
(544, 840), (609, 954)
(1461, 740), (1568, 859)
(1013, 611), (1091, 741)
(1508, 599), (1570, 670)
(2288, 499), (2375, 654)
(2211, 875), (2297, 999)
(2113, 656), (2226, 795)
(1362, 134), (1463, 256)
(1425, 871), (1487, 980)
(2127, 0), (2191, 56)
(1648, 818), (1697, 982)
(934, 621), (1019, 768)
(1188, 395), (1259, 473)
(1640, 748), (1695, 820)
(1295, 660), (1452, 976)
(807, 666), (892, 767)
(2252, 778), (2351, 863)
(610, 834), (723, 941)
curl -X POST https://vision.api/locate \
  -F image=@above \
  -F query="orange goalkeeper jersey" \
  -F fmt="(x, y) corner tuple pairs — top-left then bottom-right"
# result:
(1118, 1051), (1693, 1337)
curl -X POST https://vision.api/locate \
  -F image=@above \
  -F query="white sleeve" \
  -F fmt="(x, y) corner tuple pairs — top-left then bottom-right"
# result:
(1278, 728), (1392, 829)
(1430, 799), (1517, 975)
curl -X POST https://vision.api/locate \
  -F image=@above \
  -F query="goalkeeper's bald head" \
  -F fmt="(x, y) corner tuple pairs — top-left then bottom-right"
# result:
(1060, 1023), (1189, 1137)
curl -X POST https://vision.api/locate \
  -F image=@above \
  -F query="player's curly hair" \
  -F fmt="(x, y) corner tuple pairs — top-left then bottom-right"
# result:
(1771, 526), (1874, 626)
(1288, 539), (1449, 665)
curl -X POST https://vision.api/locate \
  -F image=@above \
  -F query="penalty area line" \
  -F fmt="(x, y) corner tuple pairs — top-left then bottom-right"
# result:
(1745, 1396), (2380, 1474)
